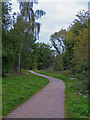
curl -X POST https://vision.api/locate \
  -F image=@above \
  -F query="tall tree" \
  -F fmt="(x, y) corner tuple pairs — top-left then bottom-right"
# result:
(50, 29), (67, 56)
(2, 2), (12, 76)
(50, 10), (88, 71)
(17, 1), (46, 75)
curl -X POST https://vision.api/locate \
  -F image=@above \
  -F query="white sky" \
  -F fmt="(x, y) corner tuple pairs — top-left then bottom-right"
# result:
(10, 0), (88, 45)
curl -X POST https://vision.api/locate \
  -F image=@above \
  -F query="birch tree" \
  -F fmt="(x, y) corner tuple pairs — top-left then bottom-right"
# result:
(17, 1), (46, 75)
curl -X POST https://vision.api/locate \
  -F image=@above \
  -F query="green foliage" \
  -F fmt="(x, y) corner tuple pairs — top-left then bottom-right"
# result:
(2, 2), (12, 76)
(71, 10), (88, 36)
(2, 2), (12, 30)
(50, 10), (88, 93)
(35, 70), (88, 118)
(2, 14), (25, 76)
(30, 42), (55, 70)
(50, 29), (67, 55)
(72, 28), (88, 74)
(2, 1), (46, 75)
(2, 71), (49, 116)
(49, 55), (63, 71)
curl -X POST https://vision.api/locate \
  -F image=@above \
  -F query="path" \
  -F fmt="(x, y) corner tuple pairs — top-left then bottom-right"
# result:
(6, 71), (65, 118)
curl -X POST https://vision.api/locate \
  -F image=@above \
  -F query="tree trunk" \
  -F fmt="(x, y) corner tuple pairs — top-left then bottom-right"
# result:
(18, 43), (22, 75)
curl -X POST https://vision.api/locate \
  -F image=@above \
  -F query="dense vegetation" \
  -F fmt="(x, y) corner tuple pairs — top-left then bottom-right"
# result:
(2, 1), (47, 76)
(49, 10), (89, 95)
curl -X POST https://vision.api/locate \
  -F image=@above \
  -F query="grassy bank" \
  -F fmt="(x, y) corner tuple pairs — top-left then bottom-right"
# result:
(2, 70), (49, 117)
(35, 70), (88, 118)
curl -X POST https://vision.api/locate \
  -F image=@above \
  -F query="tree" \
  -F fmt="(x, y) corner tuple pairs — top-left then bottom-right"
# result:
(2, 2), (12, 76)
(9, 16), (25, 72)
(29, 43), (55, 70)
(2, 1), (46, 76)
(70, 10), (88, 36)
(72, 27), (88, 73)
(50, 10), (88, 71)
(17, 1), (46, 75)
(50, 29), (67, 56)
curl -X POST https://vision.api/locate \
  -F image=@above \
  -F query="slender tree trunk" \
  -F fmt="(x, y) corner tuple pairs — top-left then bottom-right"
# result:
(18, 43), (22, 75)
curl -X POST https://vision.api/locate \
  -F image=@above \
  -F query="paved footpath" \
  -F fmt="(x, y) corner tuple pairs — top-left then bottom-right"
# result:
(6, 71), (65, 118)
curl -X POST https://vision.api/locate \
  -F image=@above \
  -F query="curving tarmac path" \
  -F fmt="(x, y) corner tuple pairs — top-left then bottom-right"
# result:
(6, 71), (65, 118)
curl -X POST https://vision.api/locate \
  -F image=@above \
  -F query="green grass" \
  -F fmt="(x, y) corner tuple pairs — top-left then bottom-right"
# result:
(35, 70), (88, 118)
(2, 70), (49, 117)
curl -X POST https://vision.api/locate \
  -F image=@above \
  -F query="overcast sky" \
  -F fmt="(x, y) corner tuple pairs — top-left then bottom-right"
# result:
(11, 0), (88, 45)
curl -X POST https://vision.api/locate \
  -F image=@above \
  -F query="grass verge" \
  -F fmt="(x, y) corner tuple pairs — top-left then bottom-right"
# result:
(35, 70), (88, 118)
(2, 70), (49, 117)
